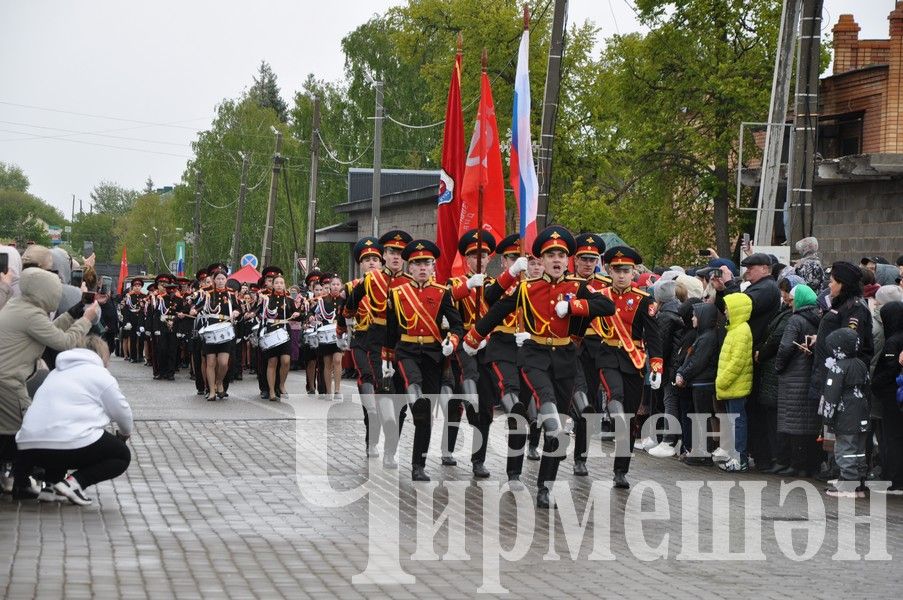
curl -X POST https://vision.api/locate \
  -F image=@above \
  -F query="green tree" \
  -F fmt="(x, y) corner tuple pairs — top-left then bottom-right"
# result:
(71, 212), (117, 263)
(555, 0), (783, 260)
(0, 190), (65, 246)
(249, 60), (289, 123)
(170, 98), (304, 275)
(117, 192), (181, 274)
(90, 181), (139, 216)
(0, 161), (29, 192)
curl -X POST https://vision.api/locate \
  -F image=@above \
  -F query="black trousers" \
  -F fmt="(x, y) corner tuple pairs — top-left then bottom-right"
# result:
(190, 337), (205, 393)
(599, 367), (644, 474)
(17, 432), (130, 488)
(396, 351), (440, 468)
(155, 330), (178, 378)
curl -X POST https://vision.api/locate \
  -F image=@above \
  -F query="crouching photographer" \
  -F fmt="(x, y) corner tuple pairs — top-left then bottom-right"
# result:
(15, 334), (133, 505)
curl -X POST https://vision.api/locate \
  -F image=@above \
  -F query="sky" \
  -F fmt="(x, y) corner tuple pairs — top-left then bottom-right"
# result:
(0, 0), (895, 220)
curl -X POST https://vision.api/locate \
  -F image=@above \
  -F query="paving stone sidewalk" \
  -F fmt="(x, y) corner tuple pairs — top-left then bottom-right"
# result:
(1, 359), (901, 599)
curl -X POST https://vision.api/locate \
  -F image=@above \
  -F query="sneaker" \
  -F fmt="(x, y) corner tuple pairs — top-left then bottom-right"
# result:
(648, 441), (677, 458)
(54, 475), (92, 506)
(11, 478), (41, 500)
(634, 436), (657, 452)
(37, 485), (66, 503)
(711, 447), (731, 462)
(333, 392), (343, 402)
(718, 458), (749, 472)
(825, 484), (865, 498)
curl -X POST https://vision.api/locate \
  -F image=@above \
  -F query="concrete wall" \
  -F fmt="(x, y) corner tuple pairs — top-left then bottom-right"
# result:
(812, 178), (903, 263)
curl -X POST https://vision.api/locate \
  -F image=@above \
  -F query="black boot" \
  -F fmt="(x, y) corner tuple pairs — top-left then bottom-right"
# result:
(472, 461), (490, 478)
(536, 487), (555, 509)
(573, 460), (588, 477)
(613, 471), (630, 489)
(412, 465), (430, 482)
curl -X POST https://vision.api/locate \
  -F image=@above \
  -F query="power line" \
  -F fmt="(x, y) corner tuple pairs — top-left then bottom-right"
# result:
(317, 130), (373, 165)
(0, 99), (208, 130)
(384, 114), (445, 130)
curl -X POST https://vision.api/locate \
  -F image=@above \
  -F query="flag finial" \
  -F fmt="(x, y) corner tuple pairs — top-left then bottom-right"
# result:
(481, 48), (488, 72)
(523, 4), (530, 31)
(457, 31), (463, 54)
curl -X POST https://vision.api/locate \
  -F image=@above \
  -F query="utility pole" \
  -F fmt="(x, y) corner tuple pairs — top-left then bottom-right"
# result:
(305, 98), (321, 274)
(192, 171), (203, 273)
(536, 0), (569, 229)
(230, 153), (250, 272)
(260, 131), (284, 267)
(754, 0), (802, 246)
(371, 79), (384, 237)
(70, 194), (75, 244)
(787, 0), (823, 247)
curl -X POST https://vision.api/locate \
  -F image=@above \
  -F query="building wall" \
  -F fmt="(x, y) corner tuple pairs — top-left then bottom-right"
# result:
(820, 67), (887, 153)
(352, 200), (437, 242)
(812, 178), (903, 264)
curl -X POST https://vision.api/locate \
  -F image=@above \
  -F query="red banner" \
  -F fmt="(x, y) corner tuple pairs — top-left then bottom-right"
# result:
(435, 49), (464, 284)
(117, 246), (128, 294)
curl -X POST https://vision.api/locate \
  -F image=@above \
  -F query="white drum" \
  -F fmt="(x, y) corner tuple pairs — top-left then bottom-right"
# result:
(304, 328), (319, 348)
(200, 321), (235, 345)
(259, 327), (289, 351)
(317, 323), (338, 345)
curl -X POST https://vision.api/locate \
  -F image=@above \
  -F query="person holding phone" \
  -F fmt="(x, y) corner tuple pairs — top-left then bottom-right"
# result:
(0, 245), (22, 311)
(774, 283), (822, 476)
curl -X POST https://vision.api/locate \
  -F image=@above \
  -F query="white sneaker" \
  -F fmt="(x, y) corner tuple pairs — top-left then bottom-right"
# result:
(648, 441), (677, 458)
(718, 458), (749, 472)
(634, 436), (657, 451)
(37, 486), (66, 503)
(711, 447), (731, 462)
(53, 475), (92, 506)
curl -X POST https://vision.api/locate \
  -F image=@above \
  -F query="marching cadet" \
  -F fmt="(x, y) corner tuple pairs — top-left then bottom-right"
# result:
(384, 240), (463, 482)
(346, 229), (414, 469)
(337, 236), (385, 458)
(189, 270), (211, 396)
(261, 273), (301, 401)
(589, 246), (664, 489)
(442, 228), (498, 478)
(568, 233), (609, 477)
(256, 266), (283, 398)
(120, 277), (145, 363)
(462, 226), (615, 509)
(150, 274), (174, 380)
(155, 281), (182, 381)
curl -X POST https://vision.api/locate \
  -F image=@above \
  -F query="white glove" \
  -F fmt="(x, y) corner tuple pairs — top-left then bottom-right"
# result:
(466, 273), (485, 289)
(508, 256), (529, 277)
(139, 326), (145, 333)
(649, 372), (662, 390)
(515, 331), (531, 347)
(124, 323), (132, 331)
(154, 330), (161, 336)
(382, 360), (395, 379)
(463, 339), (480, 356)
(441, 337), (455, 357)
(555, 300), (569, 318)
(441, 315), (450, 330)
(347, 317), (356, 330)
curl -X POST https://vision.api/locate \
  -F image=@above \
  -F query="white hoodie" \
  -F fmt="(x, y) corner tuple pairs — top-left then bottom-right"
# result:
(16, 348), (133, 450)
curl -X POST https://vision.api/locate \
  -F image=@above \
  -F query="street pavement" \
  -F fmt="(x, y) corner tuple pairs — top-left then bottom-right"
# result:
(2, 357), (902, 599)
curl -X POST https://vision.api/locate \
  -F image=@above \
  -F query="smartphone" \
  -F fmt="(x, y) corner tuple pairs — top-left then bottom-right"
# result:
(83, 240), (94, 258)
(70, 268), (84, 288)
(0, 252), (7, 275)
(742, 233), (751, 248)
(82, 291), (96, 304)
(697, 248), (710, 257)
(100, 275), (112, 295)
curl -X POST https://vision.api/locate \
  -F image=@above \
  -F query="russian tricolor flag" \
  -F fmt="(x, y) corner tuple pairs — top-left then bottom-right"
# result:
(510, 27), (538, 253)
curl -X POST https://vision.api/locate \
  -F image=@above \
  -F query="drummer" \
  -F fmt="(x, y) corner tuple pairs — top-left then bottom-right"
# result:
(315, 273), (344, 401)
(301, 270), (323, 394)
(199, 266), (240, 401)
(261, 274), (302, 401)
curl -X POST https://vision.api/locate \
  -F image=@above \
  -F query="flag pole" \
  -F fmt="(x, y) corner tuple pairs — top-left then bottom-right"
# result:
(476, 48), (488, 319)
(520, 4), (530, 259)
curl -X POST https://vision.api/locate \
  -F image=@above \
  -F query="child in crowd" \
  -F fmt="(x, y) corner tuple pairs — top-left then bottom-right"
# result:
(819, 327), (872, 497)
(675, 302), (723, 465)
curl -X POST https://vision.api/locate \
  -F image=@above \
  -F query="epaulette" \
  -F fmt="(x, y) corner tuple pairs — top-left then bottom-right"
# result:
(429, 281), (449, 290)
(592, 273), (612, 283)
(565, 275), (584, 282)
(630, 286), (650, 297)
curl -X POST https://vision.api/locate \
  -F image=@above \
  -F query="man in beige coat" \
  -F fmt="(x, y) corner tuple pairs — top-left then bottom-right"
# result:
(0, 267), (98, 497)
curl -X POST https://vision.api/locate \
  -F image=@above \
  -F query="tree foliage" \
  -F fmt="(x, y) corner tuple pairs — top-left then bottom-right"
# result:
(0, 190), (65, 246)
(0, 161), (29, 192)
(249, 61), (289, 123)
(71, 212), (117, 263)
(116, 192), (181, 274)
(90, 181), (139, 216)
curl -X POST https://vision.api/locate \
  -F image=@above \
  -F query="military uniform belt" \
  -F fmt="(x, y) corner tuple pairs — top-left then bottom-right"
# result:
(401, 334), (437, 344)
(530, 335), (571, 346)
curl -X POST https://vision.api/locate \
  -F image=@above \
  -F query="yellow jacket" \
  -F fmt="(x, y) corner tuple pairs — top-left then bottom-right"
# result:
(716, 292), (753, 400)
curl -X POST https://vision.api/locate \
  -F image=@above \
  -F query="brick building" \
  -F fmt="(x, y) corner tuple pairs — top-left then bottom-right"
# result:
(744, 3), (903, 263)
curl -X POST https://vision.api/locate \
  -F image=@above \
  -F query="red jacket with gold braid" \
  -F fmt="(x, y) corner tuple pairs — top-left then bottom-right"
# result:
(446, 272), (496, 329)
(346, 267), (413, 349)
(464, 274), (614, 349)
(384, 278), (464, 361)
(587, 284), (664, 374)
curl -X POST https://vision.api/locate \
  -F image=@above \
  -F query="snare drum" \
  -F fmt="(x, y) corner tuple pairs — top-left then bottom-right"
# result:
(259, 327), (290, 351)
(200, 321), (235, 344)
(316, 323), (338, 345)
(304, 328), (319, 348)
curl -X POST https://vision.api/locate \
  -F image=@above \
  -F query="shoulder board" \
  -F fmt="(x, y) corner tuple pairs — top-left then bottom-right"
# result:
(429, 282), (447, 290)
(592, 273), (612, 283)
(630, 287), (650, 298)
(565, 275), (584, 282)
(525, 275), (544, 282)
